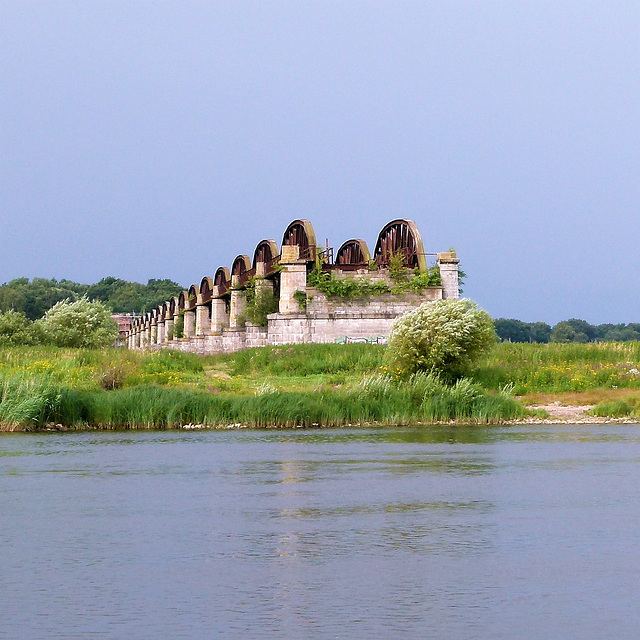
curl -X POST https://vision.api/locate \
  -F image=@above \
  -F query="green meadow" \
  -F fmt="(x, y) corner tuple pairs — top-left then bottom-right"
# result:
(1, 342), (639, 431)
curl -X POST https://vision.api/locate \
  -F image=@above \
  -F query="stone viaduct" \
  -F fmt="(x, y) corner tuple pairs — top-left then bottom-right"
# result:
(126, 218), (459, 354)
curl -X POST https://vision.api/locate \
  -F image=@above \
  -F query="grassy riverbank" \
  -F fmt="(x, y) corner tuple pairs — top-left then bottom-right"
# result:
(1, 342), (639, 430)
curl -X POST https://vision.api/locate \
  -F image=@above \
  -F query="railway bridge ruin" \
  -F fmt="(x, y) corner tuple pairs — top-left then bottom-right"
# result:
(126, 218), (459, 354)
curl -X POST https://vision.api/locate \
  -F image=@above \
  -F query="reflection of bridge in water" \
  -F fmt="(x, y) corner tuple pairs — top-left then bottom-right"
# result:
(127, 218), (460, 354)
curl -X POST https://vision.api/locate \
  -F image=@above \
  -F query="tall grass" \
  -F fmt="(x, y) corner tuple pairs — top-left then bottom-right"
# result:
(473, 342), (640, 393)
(0, 372), (62, 428)
(2, 341), (640, 429)
(222, 343), (386, 377)
(0, 371), (524, 430)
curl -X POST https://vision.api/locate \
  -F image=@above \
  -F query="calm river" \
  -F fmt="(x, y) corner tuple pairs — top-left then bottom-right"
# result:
(1, 424), (639, 639)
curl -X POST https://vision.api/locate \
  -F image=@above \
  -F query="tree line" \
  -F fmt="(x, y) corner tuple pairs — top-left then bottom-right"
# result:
(494, 318), (640, 343)
(1, 277), (638, 346)
(0, 277), (184, 320)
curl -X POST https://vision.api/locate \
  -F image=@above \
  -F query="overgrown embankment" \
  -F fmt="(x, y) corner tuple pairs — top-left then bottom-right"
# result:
(0, 345), (522, 430)
(473, 341), (640, 418)
(1, 342), (639, 431)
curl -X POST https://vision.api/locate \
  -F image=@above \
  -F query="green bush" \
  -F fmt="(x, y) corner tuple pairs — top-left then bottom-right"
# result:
(244, 278), (279, 326)
(173, 313), (184, 339)
(0, 310), (43, 346)
(38, 298), (119, 348)
(590, 399), (634, 418)
(387, 299), (496, 379)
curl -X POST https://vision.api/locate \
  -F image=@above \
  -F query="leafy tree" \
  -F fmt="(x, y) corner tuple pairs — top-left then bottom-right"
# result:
(387, 299), (496, 380)
(0, 278), (86, 320)
(593, 323), (640, 342)
(85, 276), (128, 302)
(140, 279), (184, 311)
(601, 326), (640, 341)
(494, 318), (551, 343)
(86, 277), (182, 313)
(494, 318), (531, 343)
(551, 319), (596, 343)
(0, 310), (43, 346)
(550, 322), (585, 343)
(0, 276), (184, 319)
(38, 298), (119, 348)
(529, 322), (552, 343)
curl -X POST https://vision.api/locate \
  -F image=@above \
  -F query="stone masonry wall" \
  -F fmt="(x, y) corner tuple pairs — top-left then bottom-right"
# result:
(131, 244), (460, 355)
(159, 289), (441, 355)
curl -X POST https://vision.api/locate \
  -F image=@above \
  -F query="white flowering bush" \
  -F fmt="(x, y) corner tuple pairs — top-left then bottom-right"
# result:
(386, 299), (496, 379)
(38, 298), (119, 348)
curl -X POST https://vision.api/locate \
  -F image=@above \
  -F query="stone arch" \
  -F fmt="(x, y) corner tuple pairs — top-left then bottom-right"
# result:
(335, 238), (371, 267)
(169, 296), (178, 317)
(282, 219), (317, 261)
(374, 219), (426, 271)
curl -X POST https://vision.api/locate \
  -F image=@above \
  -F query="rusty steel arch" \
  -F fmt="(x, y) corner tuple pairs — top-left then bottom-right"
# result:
(282, 219), (317, 261)
(178, 290), (190, 311)
(231, 254), (252, 288)
(214, 267), (231, 296)
(200, 276), (213, 304)
(373, 219), (426, 271)
(185, 285), (198, 310)
(335, 238), (371, 267)
(253, 239), (280, 276)
(231, 254), (251, 276)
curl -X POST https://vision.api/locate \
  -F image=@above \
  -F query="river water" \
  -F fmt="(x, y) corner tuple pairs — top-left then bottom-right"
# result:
(1, 424), (639, 639)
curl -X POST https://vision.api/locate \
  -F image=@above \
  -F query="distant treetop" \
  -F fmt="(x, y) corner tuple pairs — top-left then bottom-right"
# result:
(0, 277), (184, 320)
(494, 318), (640, 343)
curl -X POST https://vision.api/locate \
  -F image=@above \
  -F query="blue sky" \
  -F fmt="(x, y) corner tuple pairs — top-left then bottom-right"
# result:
(1, 1), (638, 324)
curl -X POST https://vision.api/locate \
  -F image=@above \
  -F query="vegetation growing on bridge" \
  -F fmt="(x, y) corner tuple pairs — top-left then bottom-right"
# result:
(307, 253), (442, 299)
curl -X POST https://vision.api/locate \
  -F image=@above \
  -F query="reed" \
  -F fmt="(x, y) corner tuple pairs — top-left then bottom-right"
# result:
(0, 372), (524, 430)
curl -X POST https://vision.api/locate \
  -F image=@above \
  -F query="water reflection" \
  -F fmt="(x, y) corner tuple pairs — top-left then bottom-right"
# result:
(275, 500), (492, 519)
(1, 424), (640, 639)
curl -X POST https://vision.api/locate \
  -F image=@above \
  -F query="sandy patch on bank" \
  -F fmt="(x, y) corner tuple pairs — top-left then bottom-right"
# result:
(521, 401), (638, 424)
(529, 402), (594, 420)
